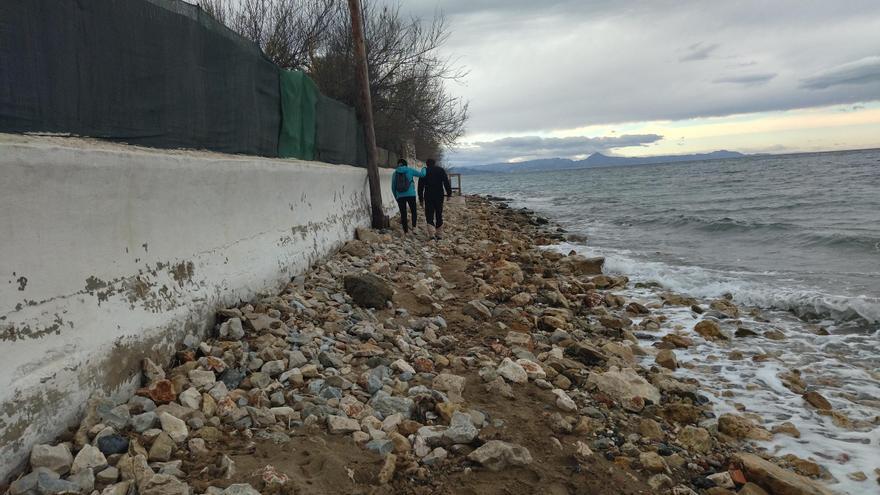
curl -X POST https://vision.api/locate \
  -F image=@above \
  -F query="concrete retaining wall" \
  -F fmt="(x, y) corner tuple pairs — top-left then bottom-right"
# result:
(0, 134), (396, 481)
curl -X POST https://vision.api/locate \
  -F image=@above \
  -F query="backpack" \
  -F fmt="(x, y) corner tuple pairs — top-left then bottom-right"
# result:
(394, 170), (410, 193)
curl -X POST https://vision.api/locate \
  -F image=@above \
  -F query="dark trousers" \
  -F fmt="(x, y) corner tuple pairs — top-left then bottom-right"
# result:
(396, 196), (417, 232)
(425, 197), (444, 228)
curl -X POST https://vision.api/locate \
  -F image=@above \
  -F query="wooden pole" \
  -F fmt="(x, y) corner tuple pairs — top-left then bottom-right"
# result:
(347, 0), (384, 229)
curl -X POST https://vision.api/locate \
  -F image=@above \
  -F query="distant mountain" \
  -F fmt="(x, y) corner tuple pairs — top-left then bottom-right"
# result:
(454, 150), (746, 174)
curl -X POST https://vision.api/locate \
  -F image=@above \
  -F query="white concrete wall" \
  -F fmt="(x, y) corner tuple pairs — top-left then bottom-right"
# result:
(0, 134), (396, 482)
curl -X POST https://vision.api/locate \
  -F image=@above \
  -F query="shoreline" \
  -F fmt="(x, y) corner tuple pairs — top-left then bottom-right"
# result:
(4, 196), (865, 495)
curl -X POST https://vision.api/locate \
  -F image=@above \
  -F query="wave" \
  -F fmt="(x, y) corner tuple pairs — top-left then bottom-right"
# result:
(557, 243), (880, 326)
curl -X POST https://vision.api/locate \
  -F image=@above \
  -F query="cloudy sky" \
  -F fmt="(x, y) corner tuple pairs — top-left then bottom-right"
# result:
(393, 0), (880, 166)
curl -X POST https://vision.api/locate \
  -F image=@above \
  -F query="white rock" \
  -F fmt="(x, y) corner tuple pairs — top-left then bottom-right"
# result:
(178, 388), (201, 410)
(516, 358), (546, 380)
(219, 318), (245, 339)
(552, 389), (577, 412)
(159, 412), (189, 443)
(497, 358), (528, 384)
(71, 445), (107, 474)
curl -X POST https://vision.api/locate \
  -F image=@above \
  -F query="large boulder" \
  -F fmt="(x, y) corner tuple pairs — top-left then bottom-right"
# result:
(734, 453), (835, 495)
(587, 367), (661, 405)
(344, 273), (393, 308)
(718, 414), (772, 441)
(558, 255), (604, 276)
(467, 441), (532, 471)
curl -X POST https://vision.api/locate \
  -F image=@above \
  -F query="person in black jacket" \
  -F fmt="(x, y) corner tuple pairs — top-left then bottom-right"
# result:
(417, 158), (452, 239)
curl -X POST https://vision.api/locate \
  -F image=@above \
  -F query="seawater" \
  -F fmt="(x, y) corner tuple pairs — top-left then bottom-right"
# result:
(464, 149), (880, 494)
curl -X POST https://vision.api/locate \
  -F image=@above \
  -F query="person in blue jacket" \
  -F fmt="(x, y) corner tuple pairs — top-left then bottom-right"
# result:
(391, 158), (426, 234)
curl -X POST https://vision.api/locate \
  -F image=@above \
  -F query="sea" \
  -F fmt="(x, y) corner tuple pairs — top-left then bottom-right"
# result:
(464, 148), (880, 494)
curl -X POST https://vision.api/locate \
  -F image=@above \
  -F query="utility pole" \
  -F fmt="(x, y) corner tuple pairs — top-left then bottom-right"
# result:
(347, 0), (384, 229)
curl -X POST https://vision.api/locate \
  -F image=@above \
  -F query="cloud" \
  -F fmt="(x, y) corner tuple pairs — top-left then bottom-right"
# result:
(800, 56), (880, 89)
(713, 73), (777, 86)
(680, 42), (720, 62)
(447, 133), (663, 166)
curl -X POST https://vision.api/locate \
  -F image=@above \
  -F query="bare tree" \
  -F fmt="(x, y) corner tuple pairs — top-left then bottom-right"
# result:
(200, 0), (468, 160)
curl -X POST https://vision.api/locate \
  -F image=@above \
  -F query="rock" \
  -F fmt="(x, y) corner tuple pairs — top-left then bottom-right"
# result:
(558, 255), (604, 275)
(36, 470), (81, 494)
(70, 467), (95, 492)
(802, 391), (832, 410)
(140, 474), (190, 495)
(640, 451), (667, 473)
(221, 484), (261, 495)
(422, 447), (448, 465)
(497, 358), (528, 384)
(30, 444), (73, 475)
(552, 389), (577, 412)
(587, 367), (660, 405)
(734, 452), (835, 495)
(188, 370), (216, 390)
(467, 440), (533, 471)
(378, 453), (397, 484)
(463, 300), (492, 320)
(97, 466), (120, 484)
(772, 422), (802, 438)
(694, 320), (727, 340)
(159, 412), (189, 443)
(516, 359), (546, 380)
(737, 483), (770, 495)
(707, 471), (735, 489)
(676, 426), (712, 453)
(97, 435), (129, 456)
(219, 318), (245, 339)
(355, 227), (380, 243)
(327, 415), (361, 434)
(444, 411), (478, 444)
(343, 273), (393, 308)
(71, 444), (108, 474)
(370, 391), (414, 419)
(574, 441), (594, 459)
(143, 358), (167, 383)
(655, 349), (678, 370)
(149, 433), (175, 462)
(9, 468), (59, 495)
(648, 474), (674, 491)
(639, 418), (665, 441)
(432, 373), (466, 403)
(178, 388), (201, 410)
(662, 334), (693, 349)
(145, 379), (177, 404)
(261, 360), (286, 376)
(718, 414), (772, 441)
(132, 411), (158, 433)
(341, 239), (370, 257)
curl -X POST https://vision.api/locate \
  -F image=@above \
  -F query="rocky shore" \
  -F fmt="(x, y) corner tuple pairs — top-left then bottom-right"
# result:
(5, 196), (869, 495)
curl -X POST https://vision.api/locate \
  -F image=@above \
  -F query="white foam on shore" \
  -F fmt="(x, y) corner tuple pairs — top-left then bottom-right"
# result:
(554, 242), (880, 325)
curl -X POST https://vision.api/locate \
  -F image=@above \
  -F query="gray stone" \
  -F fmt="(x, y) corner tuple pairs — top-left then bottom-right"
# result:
(132, 412), (158, 433)
(9, 468), (59, 495)
(422, 447), (448, 465)
(187, 370), (216, 390)
(178, 388), (201, 410)
(286, 350), (308, 368)
(467, 441), (533, 471)
(365, 439), (394, 455)
(149, 433), (175, 462)
(444, 411), (478, 444)
(69, 467), (95, 493)
(97, 435), (129, 456)
(96, 466), (120, 484)
(36, 470), (80, 494)
(369, 391), (414, 419)
(30, 444), (73, 475)
(261, 360), (286, 376)
(98, 404), (131, 430)
(219, 318), (245, 340)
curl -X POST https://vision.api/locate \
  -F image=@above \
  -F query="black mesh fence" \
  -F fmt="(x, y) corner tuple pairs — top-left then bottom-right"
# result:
(0, 0), (400, 166)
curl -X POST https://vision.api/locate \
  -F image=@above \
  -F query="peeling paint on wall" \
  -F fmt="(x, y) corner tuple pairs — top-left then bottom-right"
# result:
(0, 135), (396, 483)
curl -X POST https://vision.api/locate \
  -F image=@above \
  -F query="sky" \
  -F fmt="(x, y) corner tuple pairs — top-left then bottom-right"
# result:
(392, 0), (880, 166)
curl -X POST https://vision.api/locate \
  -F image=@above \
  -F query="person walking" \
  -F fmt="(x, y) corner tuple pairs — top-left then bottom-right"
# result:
(391, 158), (426, 234)
(417, 158), (452, 239)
